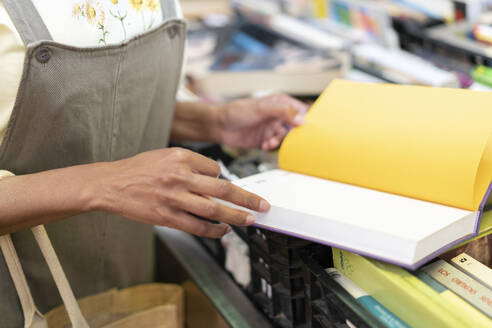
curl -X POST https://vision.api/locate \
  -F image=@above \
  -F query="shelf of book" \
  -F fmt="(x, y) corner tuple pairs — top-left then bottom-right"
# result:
(245, 227), (492, 328)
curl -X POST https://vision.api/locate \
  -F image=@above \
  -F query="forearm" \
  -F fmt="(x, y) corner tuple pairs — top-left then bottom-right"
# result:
(0, 163), (103, 235)
(170, 101), (222, 143)
(0, 147), (267, 239)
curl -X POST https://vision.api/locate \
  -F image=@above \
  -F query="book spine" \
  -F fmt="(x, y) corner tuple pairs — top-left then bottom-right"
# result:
(422, 259), (492, 318)
(312, 0), (328, 18)
(415, 270), (492, 326)
(472, 66), (492, 88)
(451, 253), (492, 290)
(326, 268), (410, 328)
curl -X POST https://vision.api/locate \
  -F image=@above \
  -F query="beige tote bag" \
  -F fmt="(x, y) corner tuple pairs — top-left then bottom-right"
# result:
(0, 172), (183, 328)
(0, 225), (184, 328)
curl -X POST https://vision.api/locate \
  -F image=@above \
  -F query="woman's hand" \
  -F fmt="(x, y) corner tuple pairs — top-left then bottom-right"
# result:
(216, 94), (308, 150)
(90, 148), (269, 238)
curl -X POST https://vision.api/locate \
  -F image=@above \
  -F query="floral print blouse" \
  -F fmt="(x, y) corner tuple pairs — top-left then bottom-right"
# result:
(22, 0), (180, 47)
(71, 0), (163, 45)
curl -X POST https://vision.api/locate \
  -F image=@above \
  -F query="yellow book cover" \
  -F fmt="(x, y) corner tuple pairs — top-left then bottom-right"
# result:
(279, 80), (492, 211)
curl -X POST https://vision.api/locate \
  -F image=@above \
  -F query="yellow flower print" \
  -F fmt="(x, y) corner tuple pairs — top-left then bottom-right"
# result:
(145, 0), (160, 12)
(85, 0), (105, 25)
(72, 4), (83, 18)
(129, 0), (144, 12)
(111, 0), (118, 4)
(86, 5), (96, 22)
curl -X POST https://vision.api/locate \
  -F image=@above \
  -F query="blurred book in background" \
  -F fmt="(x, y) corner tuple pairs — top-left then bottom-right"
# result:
(185, 22), (347, 98)
(180, 0), (231, 19)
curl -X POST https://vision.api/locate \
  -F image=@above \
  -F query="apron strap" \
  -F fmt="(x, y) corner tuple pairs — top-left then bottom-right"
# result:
(160, 0), (182, 20)
(2, 0), (53, 45)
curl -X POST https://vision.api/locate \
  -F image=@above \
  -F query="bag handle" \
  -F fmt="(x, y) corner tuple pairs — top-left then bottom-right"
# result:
(0, 233), (46, 328)
(0, 171), (89, 328)
(31, 225), (89, 328)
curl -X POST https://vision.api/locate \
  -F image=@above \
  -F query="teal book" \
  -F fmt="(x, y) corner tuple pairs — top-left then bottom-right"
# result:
(326, 268), (409, 328)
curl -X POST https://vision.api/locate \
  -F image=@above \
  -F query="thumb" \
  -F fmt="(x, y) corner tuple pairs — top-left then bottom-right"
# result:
(256, 100), (298, 125)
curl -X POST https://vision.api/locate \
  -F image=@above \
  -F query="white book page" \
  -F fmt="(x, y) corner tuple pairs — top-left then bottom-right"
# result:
(235, 170), (473, 243)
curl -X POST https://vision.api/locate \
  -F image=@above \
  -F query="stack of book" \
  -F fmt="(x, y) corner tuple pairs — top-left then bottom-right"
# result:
(324, 0), (395, 47)
(332, 233), (492, 327)
(406, 20), (492, 80)
(351, 43), (460, 87)
(186, 23), (347, 98)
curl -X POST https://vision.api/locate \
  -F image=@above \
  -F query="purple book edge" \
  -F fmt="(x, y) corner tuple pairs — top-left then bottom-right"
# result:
(252, 181), (492, 271)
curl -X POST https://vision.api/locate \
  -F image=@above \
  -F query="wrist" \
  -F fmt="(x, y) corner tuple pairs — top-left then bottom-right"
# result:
(77, 161), (114, 213)
(210, 103), (226, 144)
(172, 101), (226, 144)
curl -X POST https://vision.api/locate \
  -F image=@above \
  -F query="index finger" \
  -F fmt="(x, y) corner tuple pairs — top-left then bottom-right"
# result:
(178, 149), (221, 177)
(188, 174), (271, 213)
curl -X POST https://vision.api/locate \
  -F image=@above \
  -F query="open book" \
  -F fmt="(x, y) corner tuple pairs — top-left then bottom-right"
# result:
(228, 80), (492, 269)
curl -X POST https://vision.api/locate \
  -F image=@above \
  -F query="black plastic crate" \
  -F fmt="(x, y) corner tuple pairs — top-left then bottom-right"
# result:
(251, 280), (307, 328)
(248, 227), (311, 267)
(247, 227), (390, 328)
(301, 250), (385, 328)
(249, 247), (307, 327)
(248, 227), (310, 251)
(251, 246), (305, 298)
(248, 227), (312, 328)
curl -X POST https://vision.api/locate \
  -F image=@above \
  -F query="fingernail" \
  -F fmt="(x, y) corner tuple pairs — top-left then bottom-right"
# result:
(246, 215), (255, 225)
(294, 115), (305, 125)
(225, 225), (232, 234)
(259, 200), (270, 212)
